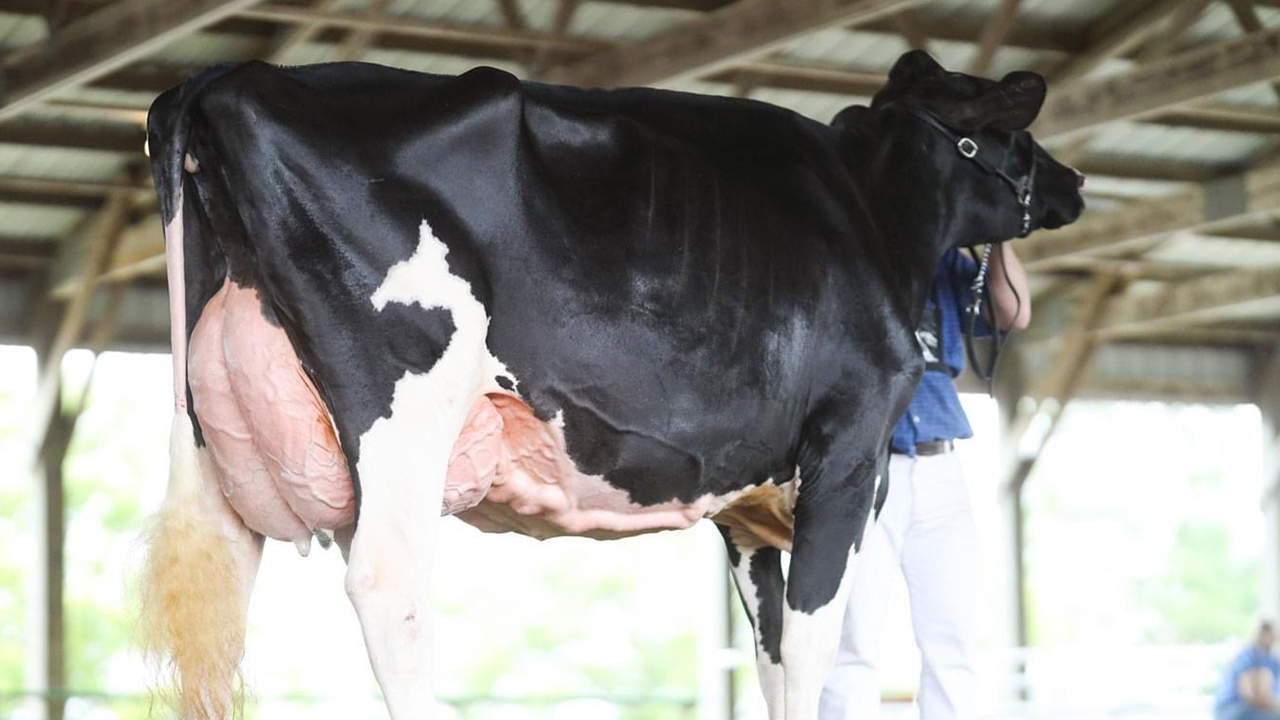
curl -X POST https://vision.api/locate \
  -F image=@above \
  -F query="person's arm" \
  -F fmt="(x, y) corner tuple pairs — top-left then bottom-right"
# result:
(988, 243), (1031, 332)
(1238, 667), (1280, 710)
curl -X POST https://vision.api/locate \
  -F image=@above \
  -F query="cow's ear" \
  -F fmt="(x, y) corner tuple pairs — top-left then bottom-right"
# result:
(972, 71), (1047, 132)
(887, 50), (945, 86)
(831, 104), (870, 129)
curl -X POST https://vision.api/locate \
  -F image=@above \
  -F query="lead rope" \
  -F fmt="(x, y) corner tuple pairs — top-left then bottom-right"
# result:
(963, 243), (1002, 395)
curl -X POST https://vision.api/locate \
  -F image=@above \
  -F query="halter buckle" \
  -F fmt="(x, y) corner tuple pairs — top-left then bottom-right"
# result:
(957, 137), (979, 159)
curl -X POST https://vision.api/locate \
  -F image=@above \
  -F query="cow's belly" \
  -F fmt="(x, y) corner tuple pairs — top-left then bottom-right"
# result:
(188, 279), (783, 544)
(451, 394), (761, 539)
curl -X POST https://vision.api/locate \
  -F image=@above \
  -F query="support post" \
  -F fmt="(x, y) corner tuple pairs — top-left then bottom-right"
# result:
(25, 275), (70, 720)
(1254, 345), (1280, 620)
(993, 348), (1030, 703)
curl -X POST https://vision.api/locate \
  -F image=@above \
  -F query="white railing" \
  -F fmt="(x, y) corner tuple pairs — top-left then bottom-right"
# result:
(975, 644), (1231, 720)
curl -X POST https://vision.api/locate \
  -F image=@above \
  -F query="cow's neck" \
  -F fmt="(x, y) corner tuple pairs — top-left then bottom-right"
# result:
(846, 136), (955, 331)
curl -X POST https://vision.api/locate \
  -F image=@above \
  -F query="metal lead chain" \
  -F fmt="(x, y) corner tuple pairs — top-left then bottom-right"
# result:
(967, 243), (993, 320)
(1020, 190), (1033, 237)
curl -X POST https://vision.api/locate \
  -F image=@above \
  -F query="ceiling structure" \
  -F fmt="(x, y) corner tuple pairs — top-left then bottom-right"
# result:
(3, 0), (1280, 406)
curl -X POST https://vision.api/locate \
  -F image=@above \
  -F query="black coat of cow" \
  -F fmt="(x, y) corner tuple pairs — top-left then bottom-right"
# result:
(143, 50), (1083, 719)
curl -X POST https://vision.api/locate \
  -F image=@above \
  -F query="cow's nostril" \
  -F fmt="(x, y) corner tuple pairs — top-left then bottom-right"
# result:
(1074, 169), (1086, 189)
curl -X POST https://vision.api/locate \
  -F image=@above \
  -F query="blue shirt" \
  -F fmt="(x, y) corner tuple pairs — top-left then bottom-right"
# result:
(1216, 645), (1280, 710)
(891, 249), (981, 456)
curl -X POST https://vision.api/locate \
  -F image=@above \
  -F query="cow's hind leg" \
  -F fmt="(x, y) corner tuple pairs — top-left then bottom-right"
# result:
(139, 412), (264, 720)
(344, 220), (492, 719)
(720, 525), (786, 720)
(782, 449), (880, 720)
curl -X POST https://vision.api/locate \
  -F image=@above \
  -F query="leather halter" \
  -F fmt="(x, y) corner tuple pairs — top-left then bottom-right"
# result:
(881, 101), (1039, 391)
(884, 102), (1039, 238)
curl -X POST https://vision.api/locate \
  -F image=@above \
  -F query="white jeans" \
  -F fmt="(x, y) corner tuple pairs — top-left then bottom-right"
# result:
(819, 451), (977, 720)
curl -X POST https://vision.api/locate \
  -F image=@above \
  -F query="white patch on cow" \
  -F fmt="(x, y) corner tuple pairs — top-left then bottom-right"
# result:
(345, 219), (504, 719)
(779, 510), (874, 720)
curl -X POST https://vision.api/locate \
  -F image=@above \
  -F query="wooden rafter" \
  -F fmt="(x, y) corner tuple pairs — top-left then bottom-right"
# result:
(1150, 104), (1280, 135)
(530, 0), (585, 75)
(0, 0), (265, 122)
(1101, 266), (1280, 331)
(1050, 0), (1192, 83)
(1000, 273), (1126, 492)
(496, 0), (528, 31)
(1134, 0), (1211, 60)
(239, 3), (607, 58)
(968, 0), (1022, 76)
(50, 216), (166, 298)
(1225, 0), (1280, 102)
(1018, 159), (1280, 268)
(864, 13), (1079, 55)
(1035, 24), (1280, 140)
(27, 191), (131, 456)
(0, 121), (144, 153)
(1072, 155), (1222, 183)
(706, 59), (886, 97)
(888, 7), (930, 53)
(540, 0), (921, 88)
(334, 0), (387, 61)
(264, 0), (345, 65)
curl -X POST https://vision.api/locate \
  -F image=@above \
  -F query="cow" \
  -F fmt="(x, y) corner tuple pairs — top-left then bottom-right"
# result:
(137, 49), (1083, 720)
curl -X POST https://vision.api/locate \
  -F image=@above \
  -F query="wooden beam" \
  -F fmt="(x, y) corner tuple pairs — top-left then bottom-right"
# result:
(1051, 0), (1192, 83)
(540, 0), (921, 88)
(0, 0), (265, 122)
(0, 121), (145, 153)
(334, 0), (387, 61)
(0, 176), (148, 207)
(1101, 266), (1280, 330)
(968, 0), (1022, 76)
(1035, 25), (1280, 140)
(1073, 155), (1222, 183)
(0, 237), (59, 269)
(1099, 324), (1280, 346)
(1225, 0), (1280, 102)
(27, 191), (130, 470)
(42, 99), (149, 125)
(1148, 104), (1280, 134)
(862, 13), (1081, 55)
(240, 3), (606, 58)
(264, 0), (344, 64)
(530, 0), (584, 75)
(495, 0), (528, 31)
(50, 216), (165, 298)
(888, 7), (930, 53)
(706, 59), (886, 97)
(1134, 0), (1211, 60)
(1018, 159), (1280, 267)
(1001, 273), (1124, 491)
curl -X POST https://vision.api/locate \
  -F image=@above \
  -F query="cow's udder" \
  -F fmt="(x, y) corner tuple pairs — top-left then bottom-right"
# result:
(189, 280), (355, 542)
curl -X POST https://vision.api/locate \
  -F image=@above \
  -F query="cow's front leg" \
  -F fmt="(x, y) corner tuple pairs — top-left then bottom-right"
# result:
(720, 525), (786, 720)
(782, 449), (879, 720)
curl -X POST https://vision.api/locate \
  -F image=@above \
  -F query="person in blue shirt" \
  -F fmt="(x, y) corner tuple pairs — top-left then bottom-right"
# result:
(1216, 622), (1280, 720)
(820, 244), (1030, 720)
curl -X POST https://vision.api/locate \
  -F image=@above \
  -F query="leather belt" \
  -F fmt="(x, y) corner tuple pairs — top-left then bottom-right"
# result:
(895, 439), (955, 456)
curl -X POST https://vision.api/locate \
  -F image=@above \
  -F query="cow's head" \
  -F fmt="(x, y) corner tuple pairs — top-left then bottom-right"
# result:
(836, 50), (1085, 248)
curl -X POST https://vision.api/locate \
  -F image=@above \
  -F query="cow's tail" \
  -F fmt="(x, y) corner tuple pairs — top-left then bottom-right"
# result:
(138, 66), (249, 720)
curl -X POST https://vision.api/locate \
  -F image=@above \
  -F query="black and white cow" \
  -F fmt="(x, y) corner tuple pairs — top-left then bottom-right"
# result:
(138, 50), (1082, 720)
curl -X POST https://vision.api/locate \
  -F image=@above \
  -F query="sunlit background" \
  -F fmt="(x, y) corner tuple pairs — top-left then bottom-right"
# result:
(0, 344), (1267, 719)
